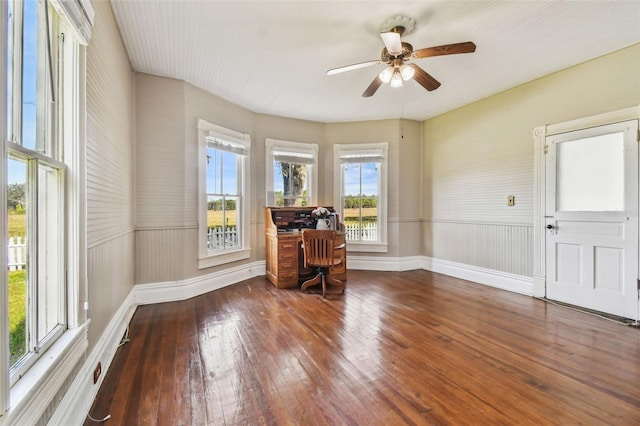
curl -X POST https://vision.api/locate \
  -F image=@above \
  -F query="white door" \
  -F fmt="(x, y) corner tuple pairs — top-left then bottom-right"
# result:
(545, 120), (639, 319)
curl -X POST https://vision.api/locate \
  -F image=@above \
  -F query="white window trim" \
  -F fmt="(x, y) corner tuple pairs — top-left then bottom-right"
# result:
(0, 0), (8, 416)
(265, 138), (318, 207)
(197, 119), (251, 269)
(1, 4), (88, 421)
(333, 142), (388, 253)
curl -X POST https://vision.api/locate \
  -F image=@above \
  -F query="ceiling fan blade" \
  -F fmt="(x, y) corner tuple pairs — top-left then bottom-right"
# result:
(412, 42), (476, 59)
(380, 31), (403, 56)
(409, 64), (441, 91)
(327, 60), (382, 75)
(362, 76), (383, 97)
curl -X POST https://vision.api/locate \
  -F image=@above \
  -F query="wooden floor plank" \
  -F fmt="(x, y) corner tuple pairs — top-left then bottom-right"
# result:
(85, 270), (640, 425)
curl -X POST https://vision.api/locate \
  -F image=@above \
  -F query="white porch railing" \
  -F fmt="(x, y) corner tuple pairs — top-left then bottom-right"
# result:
(8, 236), (26, 271)
(207, 226), (239, 250)
(344, 222), (377, 241)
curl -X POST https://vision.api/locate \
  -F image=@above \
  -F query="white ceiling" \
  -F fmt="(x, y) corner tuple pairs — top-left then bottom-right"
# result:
(109, 1), (640, 123)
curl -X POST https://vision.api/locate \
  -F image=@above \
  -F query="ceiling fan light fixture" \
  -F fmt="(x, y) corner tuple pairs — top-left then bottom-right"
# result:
(400, 64), (415, 81)
(379, 66), (393, 83)
(390, 70), (403, 88)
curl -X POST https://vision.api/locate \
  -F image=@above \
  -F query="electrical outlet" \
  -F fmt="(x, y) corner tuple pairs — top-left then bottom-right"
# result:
(507, 195), (515, 206)
(93, 362), (102, 384)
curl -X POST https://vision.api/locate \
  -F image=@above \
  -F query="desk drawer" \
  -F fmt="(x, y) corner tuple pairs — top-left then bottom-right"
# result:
(278, 250), (297, 261)
(278, 240), (298, 251)
(278, 260), (297, 272)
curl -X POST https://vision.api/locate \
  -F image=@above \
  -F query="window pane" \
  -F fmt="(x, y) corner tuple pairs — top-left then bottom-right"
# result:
(206, 147), (222, 194)
(7, 158), (28, 367)
(343, 162), (380, 242)
(344, 163), (361, 196)
(207, 195), (221, 249)
(273, 161), (285, 194)
(223, 196), (240, 249)
(21, 0), (38, 151)
(221, 151), (238, 195)
(361, 196), (378, 241)
(361, 163), (379, 197)
(275, 161), (308, 207)
(557, 132), (624, 212)
(206, 196), (240, 250)
(37, 163), (63, 341)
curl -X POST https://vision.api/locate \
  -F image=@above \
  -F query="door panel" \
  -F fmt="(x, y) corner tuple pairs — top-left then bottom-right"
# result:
(546, 120), (638, 319)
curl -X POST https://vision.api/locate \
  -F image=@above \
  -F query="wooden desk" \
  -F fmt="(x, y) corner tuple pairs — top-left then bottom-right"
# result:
(265, 207), (346, 288)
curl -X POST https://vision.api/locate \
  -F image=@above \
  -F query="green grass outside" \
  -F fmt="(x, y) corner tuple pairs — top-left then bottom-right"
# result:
(7, 212), (27, 365)
(207, 210), (237, 228)
(8, 212), (26, 238)
(9, 270), (26, 366)
(343, 207), (378, 225)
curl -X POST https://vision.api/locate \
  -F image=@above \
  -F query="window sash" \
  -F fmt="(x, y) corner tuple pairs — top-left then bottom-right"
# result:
(7, 145), (66, 385)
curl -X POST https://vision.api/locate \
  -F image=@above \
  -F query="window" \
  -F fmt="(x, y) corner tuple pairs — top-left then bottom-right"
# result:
(6, 0), (66, 382)
(334, 143), (388, 252)
(198, 119), (251, 268)
(2, 0), (90, 419)
(265, 138), (318, 207)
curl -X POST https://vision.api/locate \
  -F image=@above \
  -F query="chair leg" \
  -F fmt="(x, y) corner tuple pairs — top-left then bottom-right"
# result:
(326, 275), (345, 293)
(322, 274), (327, 298)
(301, 273), (321, 292)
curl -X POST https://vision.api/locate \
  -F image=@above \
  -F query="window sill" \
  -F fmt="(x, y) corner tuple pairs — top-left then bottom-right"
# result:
(346, 242), (388, 253)
(198, 248), (251, 269)
(6, 324), (87, 425)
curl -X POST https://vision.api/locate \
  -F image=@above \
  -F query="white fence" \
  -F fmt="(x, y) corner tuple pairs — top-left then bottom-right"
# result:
(207, 226), (239, 250)
(8, 236), (26, 271)
(344, 222), (377, 241)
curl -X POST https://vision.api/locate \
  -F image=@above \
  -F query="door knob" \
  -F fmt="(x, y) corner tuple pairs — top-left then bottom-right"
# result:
(546, 224), (554, 229)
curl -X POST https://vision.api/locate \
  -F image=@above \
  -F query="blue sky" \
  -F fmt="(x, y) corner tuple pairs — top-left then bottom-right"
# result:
(344, 163), (378, 196)
(206, 147), (238, 196)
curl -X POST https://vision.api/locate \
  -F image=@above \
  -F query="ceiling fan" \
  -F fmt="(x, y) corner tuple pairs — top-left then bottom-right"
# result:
(327, 16), (476, 97)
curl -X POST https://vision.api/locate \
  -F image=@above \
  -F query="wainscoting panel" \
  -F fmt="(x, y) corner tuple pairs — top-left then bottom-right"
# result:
(135, 227), (194, 284)
(423, 220), (533, 277)
(87, 232), (135, 348)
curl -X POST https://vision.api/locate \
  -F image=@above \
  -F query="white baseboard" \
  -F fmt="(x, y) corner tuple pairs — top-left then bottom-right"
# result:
(134, 261), (266, 305)
(346, 255), (424, 271)
(422, 256), (533, 295)
(48, 289), (136, 426)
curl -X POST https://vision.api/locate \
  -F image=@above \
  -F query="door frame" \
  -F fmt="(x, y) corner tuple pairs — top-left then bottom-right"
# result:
(533, 106), (640, 301)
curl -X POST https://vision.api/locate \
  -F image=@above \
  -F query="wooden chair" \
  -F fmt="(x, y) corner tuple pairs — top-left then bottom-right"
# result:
(300, 229), (345, 298)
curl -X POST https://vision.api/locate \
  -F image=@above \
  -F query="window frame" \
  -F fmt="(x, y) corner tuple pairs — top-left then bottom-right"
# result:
(1, 0), (89, 420)
(333, 142), (388, 253)
(265, 138), (318, 207)
(197, 119), (251, 268)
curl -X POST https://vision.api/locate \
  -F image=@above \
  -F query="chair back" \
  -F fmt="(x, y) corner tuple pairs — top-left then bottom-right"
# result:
(301, 230), (337, 268)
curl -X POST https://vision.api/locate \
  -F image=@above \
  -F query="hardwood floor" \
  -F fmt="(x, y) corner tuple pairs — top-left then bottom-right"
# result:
(85, 270), (640, 425)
